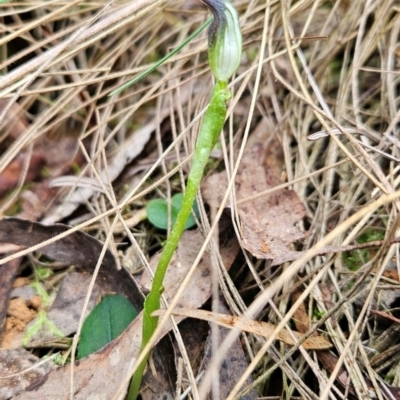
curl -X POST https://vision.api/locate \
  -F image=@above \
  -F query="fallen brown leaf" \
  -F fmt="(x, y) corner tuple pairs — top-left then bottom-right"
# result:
(0, 258), (21, 340)
(0, 348), (56, 398)
(291, 291), (311, 334)
(0, 218), (138, 304)
(202, 118), (309, 266)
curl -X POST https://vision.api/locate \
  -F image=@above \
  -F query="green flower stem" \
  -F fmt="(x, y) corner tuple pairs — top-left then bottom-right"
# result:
(127, 80), (230, 400)
(127, 1), (241, 398)
(148, 82), (229, 298)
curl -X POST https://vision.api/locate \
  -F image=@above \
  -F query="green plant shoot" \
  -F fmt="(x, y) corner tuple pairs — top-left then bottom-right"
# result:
(147, 192), (200, 230)
(127, 1), (242, 398)
(109, 18), (212, 96)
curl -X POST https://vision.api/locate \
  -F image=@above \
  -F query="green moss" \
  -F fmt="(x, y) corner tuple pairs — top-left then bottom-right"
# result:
(7, 199), (22, 216)
(358, 229), (385, 243)
(35, 267), (54, 281)
(342, 228), (385, 271)
(71, 162), (81, 175)
(40, 166), (51, 178)
(312, 309), (325, 320)
(23, 310), (64, 346)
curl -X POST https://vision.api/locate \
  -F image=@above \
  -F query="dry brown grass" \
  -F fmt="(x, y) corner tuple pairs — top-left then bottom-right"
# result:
(1, 0), (400, 398)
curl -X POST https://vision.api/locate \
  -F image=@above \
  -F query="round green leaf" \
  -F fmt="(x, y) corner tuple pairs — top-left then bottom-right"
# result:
(146, 193), (200, 230)
(77, 294), (138, 359)
(146, 198), (169, 229)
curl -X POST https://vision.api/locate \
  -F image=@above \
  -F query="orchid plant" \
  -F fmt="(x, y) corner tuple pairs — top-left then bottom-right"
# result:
(127, 1), (242, 398)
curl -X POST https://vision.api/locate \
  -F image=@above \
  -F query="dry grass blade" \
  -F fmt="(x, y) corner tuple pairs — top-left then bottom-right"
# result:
(153, 308), (332, 350)
(1, 0), (400, 399)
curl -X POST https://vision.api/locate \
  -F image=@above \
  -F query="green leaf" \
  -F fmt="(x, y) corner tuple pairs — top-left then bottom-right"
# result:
(146, 193), (200, 230)
(109, 18), (212, 96)
(77, 294), (138, 359)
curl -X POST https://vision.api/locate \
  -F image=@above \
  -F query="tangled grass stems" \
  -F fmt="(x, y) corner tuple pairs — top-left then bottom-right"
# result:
(1, 0), (400, 398)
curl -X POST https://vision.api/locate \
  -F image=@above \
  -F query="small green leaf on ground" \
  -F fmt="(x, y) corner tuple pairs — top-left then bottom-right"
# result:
(77, 294), (138, 359)
(146, 192), (200, 230)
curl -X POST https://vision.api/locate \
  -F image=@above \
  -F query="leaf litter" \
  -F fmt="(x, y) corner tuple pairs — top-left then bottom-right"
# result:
(1, 0), (400, 399)
(42, 103), (183, 225)
(9, 229), (240, 399)
(203, 117), (310, 266)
